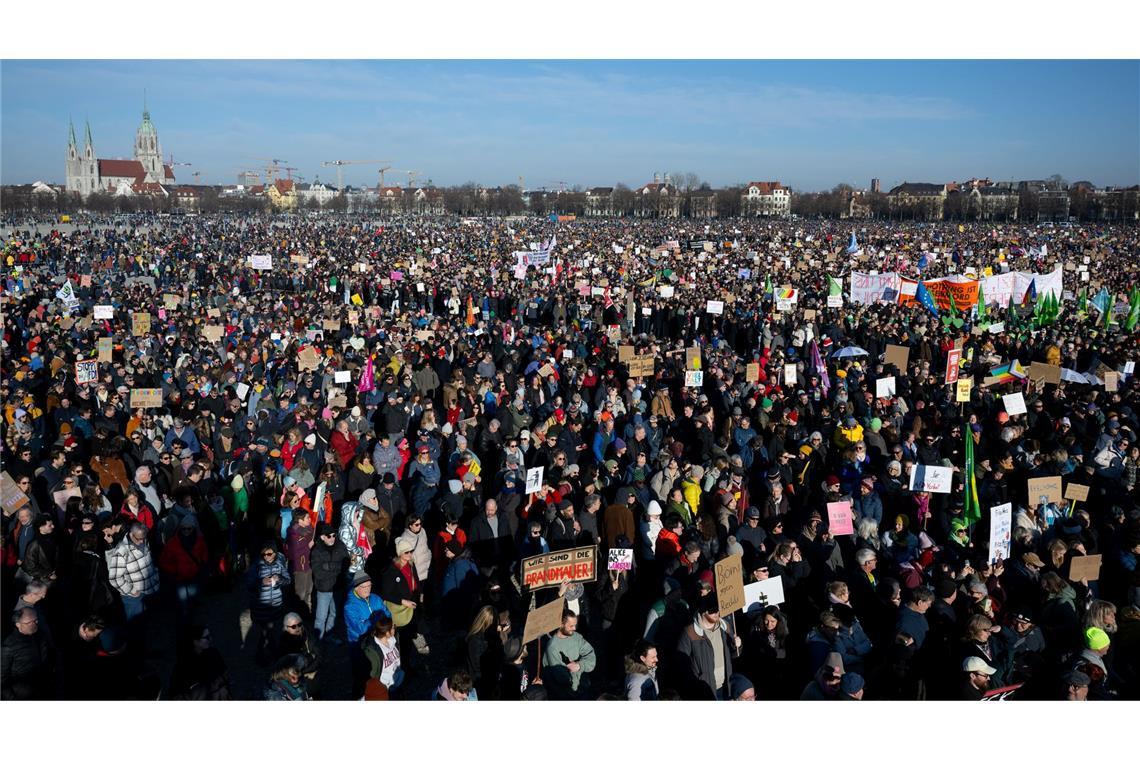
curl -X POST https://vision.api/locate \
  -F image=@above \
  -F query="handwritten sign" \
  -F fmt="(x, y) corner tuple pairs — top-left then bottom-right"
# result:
(520, 546), (597, 590)
(784, 365), (797, 386)
(322, 319), (342, 332)
(1003, 392), (1027, 416)
(988, 502), (1012, 564)
(876, 376), (896, 398)
(0, 471), (30, 516)
(97, 337), (113, 363)
(746, 362), (760, 382)
(1069, 554), (1102, 583)
(75, 359), (98, 385)
(1104, 371), (1119, 392)
(827, 501), (854, 536)
(202, 325), (224, 343)
(945, 348), (962, 384)
(627, 355), (655, 378)
(617, 344), (635, 363)
(163, 294), (182, 310)
(334, 370), (352, 384)
(1027, 476), (1063, 505)
(94, 304), (114, 320)
(714, 554), (745, 617)
(827, 295), (843, 308)
(525, 466), (544, 494)
(129, 388), (163, 409)
(1028, 362), (1062, 385)
(908, 464), (954, 494)
(743, 577), (785, 613)
(131, 312), (151, 336)
(1064, 482), (1090, 502)
(297, 347), (321, 371)
(685, 370), (704, 388)
(522, 597), (565, 644)
(956, 377), (973, 402)
(607, 548), (634, 571)
(685, 347), (702, 371)
(249, 254), (273, 270)
(706, 299), (724, 315)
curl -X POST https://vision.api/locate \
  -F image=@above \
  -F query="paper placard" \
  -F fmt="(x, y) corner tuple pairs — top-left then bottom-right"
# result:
(743, 577), (785, 613)
(607, 548), (634, 571)
(658, 285), (675, 299)
(53, 487), (82, 509)
(627, 355), (655, 378)
(236, 382), (250, 401)
(827, 501), (854, 536)
(322, 319), (342, 332)
(714, 554), (745, 617)
(1064, 482), (1090, 502)
(525, 466), (544, 494)
(94, 304), (114, 320)
(746, 362), (760, 382)
(129, 388), (163, 409)
(884, 344), (910, 371)
(987, 322), (1006, 334)
(988, 502), (1012, 564)
(685, 370), (704, 387)
(706, 299), (724, 315)
(784, 365), (796, 386)
(202, 325), (224, 343)
(334, 370), (352, 384)
(618, 345), (635, 363)
(75, 359), (98, 385)
(163, 294), (181, 310)
(1027, 476), (1063, 505)
(827, 295), (843, 308)
(520, 546), (597, 590)
(1104, 372), (1119, 392)
(685, 347), (702, 370)
(131, 312), (151, 336)
(249, 254), (273, 270)
(945, 348), (962, 384)
(908, 464), (954, 494)
(1069, 554), (1102, 583)
(297, 347), (321, 371)
(1027, 362), (1062, 385)
(1003, 392), (1027, 416)
(97, 337), (113, 363)
(522, 597), (566, 644)
(0, 471), (31, 515)
(876, 376), (896, 398)
(207, 307), (222, 318)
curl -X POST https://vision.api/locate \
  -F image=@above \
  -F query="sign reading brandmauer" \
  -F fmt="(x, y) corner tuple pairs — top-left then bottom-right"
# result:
(129, 388), (163, 409)
(521, 546), (597, 590)
(1027, 476), (1063, 505)
(715, 554), (745, 617)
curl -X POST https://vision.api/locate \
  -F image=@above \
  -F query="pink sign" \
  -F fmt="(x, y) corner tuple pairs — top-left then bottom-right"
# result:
(389, 270), (404, 281)
(827, 501), (854, 536)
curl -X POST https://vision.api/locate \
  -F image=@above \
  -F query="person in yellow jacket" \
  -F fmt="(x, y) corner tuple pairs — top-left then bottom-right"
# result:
(833, 416), (864, 449)
(1045, 341), (1062, 367)
(680, 465), (705, 519)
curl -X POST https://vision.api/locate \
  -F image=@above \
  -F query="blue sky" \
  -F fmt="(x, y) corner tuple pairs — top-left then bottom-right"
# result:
(2, 60), (1137, 191)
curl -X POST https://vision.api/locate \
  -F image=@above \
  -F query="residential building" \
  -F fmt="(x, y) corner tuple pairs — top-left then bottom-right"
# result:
(266, 179), (297, 210)
(634, 176), (682, 218)
(1036, 190), (1070, 222)
(975, 186), (1019, 220)
(741, 181), (791, 217)
(297, 181), (337, 207)
(887, 182), (947, 220)
(689, 189), (717, 218)
(584, 186), (614, 217)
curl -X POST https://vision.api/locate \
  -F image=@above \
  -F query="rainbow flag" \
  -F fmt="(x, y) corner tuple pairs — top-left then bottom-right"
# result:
(988, 359), (1027, 385)
(776, 287), (796, 300)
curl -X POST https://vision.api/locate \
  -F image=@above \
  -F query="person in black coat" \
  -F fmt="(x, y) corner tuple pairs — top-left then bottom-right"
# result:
(468, 498), (514, 572)
(2, 608), (55, 700)
(309, 524), (349, 641)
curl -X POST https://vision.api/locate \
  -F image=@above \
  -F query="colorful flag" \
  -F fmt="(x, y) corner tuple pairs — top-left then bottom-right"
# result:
(846, 232), (859, 254)
(916, 280), (940, 316)
(964, 419), (982, 526)
(810, 339), (830, 397)
(1021, 278), (1036, 307)
(827, 275), (843, 297)
(1078, 287), (1088, 315)
(1126, 288), (1140, 331)
(466, 295), (476, 326)
(357, 355), (375, 393)
(1091, 287), (1111, 314)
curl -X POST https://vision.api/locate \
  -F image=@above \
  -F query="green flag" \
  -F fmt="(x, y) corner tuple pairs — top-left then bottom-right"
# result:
(1078, 287), (1088, 315)
(1126, 287), (1140, 331)
(827, 275), (843, 297)
(964, 420), (982, 526)
(976, 282), (987, 323)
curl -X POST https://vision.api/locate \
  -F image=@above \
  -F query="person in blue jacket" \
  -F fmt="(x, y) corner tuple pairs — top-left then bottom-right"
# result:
(344, 571), (390, 645)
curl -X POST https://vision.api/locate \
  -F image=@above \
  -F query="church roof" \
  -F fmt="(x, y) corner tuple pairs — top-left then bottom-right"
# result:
(164, 165), (175, 180)
(98, 159), (147, 182)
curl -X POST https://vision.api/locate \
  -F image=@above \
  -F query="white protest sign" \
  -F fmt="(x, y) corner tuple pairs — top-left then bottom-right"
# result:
(685, 370), (704, 387)
(607, 548), (634, 571)
(988, 502), (1013, 564)
(827, 295), (843, 308)
(743, 577), (785, 613)
(705, 300), (724, 315)
(334, 370), (352, 384)
(93, 304), (114, 320)
(784, 365), (796, 386)
(236, 382), (250, 401)
(908, 464), (954, 494)
(249, 254), (274, 270)
(74, 359), (98, 385)
(1003, 392), (1027, 416)
(525, 466), (544, 494)
(876, 376), (896, 398)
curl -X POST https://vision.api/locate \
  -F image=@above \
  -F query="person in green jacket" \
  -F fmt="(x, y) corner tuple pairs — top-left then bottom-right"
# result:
(541, 608), (597, 699)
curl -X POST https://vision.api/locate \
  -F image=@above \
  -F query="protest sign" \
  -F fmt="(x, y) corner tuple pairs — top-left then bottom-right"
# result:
(249, 254), (273, 270)
(685, 370), (704, 388)
(945, 349), (961, 384)
(521, 546), (597, 590)
(1003, 392), (1027, 416)
(0, 471), (30, 516)
(1027, 476), (1063, 505)
(322, 319), (342, 332)
(522, 597), (566, 644)
(1027, 362), (1062, 385)
(1069, 554), (1102, 583)
(605, 325), (622, 343)
(627, 355), (655, 377)
(202, 325), (224, 343)
(956, 377), (973, 402)
(163, 293), (181, 310)
(908, 464), (953, 493)
(706, 300), (724, 315)
(743, 577), (785, 613)
(784, 365), (797, 386)
(297, 347), (321, 371)
(884, 344), (910, 371)
(129, 388), (163, 409)
(607, 548), (634, 571)
(334, 370), (352, 384)
(131, 312), (150, 336)
(876, 376), (896, 398)
(53, 487), (82, 509)
(618, 344), (635, 363)
(685, 347), (702, 370)
(236, 382), (250, 401)
(1064, 482), (1090, 503)
(97, 337), (113, 363)
(827, 295), (843, 308)
(746, 362), (760, 382)
(988, 503), (1013, 564)
(1104, 371), (1119, 392)
(714, 554), (745, 617)
(827, 501), (854, 536)
(525, 466), (544, 494)
(94, 304), (114, 320)
(74, 359), (97, 385)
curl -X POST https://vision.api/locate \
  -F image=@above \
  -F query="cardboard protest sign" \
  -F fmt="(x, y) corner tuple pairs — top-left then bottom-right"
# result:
(627, 355), (655, 377)
(945, 349), (962, 384)
(93, 304), (114, 320)
(1069, 554), (1102, 583)
(618, 345), (635, 363)
(207, 307), (222, 318)
(714, 554), (745, 617)
(605, 325), (622, 342)
(290, 254), (310, 265)
(1027, 476), (1063, 505)
(685, 347), (702, 370)
(521, 546), (597, 590)
(908, 464), (954, 494)
(1028, 362), (1062, 385)
(884, 344), (910, 371)
(322, 319), (342, 332)
(74, 359), (98, 385)
(988, 503), (1013, 564)
(1003, 392), (1027, 416)
(53, 487), (82, 509)
(0, 471), (30, 516)
(827, 501), (854, 536)
(1104, 371), (1119, 392)
(163, 294), (181, 310)
(607, 548), (634, 571)
(129, 388), (163, 409)
(334, 370), (352, 384)
(525, 466), (544, 494)
(131, 312), (151, 336)
(743, 577), (785, 613)
(876, 376), (896, 398)
(537, 363), (554, 378)
(97, 337), (113, 363)
(297, 347), (321, 371)
(1064, 482), (1090, 503)
(956, 377), (973, 402)
(202, 325), (225, 343)
(706, 300), (724, 315)
(746, 362), (760, 382)
(685, 370), (704, 388)
(522, 597), (565, 644)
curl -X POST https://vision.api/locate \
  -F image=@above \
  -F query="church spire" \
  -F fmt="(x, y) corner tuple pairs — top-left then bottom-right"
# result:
(84, 119), (93, 147)
(68, 117), (77, 148)
(143, 88), (149, 121)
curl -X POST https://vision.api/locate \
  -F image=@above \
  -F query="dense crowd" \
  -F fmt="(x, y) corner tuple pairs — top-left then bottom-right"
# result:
(2, 213), (1138, 701)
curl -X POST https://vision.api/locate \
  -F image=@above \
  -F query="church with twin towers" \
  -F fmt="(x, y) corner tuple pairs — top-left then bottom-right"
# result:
(65, 101), (176, 197)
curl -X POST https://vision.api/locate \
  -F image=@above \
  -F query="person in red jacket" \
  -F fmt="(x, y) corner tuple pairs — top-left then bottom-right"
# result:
(330, 419), (360, 470)
(159, 515), (209, 618)
(655, 512), (684, 562)
(432, 516), (468, 581)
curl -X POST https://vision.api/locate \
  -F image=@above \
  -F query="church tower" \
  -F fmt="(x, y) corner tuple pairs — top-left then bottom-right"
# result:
(66, 118), (98, 196)
(134, 96), (165, 183)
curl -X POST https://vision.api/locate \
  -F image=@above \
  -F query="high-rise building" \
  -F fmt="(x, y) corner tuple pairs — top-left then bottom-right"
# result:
(871, 178), (881, 193)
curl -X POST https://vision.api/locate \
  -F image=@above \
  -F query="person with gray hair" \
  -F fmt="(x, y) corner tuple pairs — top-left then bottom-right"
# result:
(106, 523), (159, 621)
(273, 612), (320, 686)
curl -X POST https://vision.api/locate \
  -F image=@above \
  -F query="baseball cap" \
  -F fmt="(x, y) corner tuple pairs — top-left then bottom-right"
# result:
(962, 656), (996, 675)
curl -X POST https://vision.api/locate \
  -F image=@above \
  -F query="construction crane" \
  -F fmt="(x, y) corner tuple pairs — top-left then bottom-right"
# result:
(191, 171), (201, 184)
(283, 167), (301, 181)
(252, 158), (288, 185)
(376, 164), (393, 190)
(321, 159), (390, 194)
(406, 170), (420, 188)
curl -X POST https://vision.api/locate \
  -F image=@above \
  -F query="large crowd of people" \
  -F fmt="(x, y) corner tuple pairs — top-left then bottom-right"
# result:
(2, 212), (1138, 701)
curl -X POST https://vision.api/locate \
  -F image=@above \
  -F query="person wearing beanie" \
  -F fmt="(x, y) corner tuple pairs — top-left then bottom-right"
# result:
(1074, 626), (1116, 699)
(839, 671), (865, 700)
(311, 524), (349, 641)
(729, 672), (756, 700)
(343, 571), (389, 646)
(677, 593), (738, 700)
(638, 500), (665, 563)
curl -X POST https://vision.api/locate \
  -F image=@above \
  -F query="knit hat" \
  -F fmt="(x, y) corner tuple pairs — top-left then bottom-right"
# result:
(359, 488), (379, 511)
(352, 571), (372, 588)
(729, 673), (754, 700)
(304, 433), (317, 445)
(840, 672), (864, 697)
(1085, 626), (1110, 651)
(395, 537), (415, 555)
(647, 500), (663, 516)
(869, 418), (882, 432)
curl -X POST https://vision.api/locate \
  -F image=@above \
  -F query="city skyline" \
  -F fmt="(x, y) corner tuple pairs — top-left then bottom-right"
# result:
(2, 60), (1138, 192)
